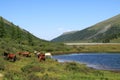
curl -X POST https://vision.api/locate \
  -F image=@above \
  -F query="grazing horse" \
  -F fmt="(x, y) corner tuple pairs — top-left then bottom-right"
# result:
(38, 53), (45, 62)
(34, 51), (41, 57)
(45, 52), (52, 58)
(3, 52), (17, 62)
(34, 50), (38, 56)
(17, 51), (31, 57)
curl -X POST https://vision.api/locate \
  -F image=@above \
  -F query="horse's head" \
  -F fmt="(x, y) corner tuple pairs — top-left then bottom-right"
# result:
(17, 52), (22, 55)
(3, 51), (9, 57)
(38, 53), (45, 61)
(8, 53), (17, 62)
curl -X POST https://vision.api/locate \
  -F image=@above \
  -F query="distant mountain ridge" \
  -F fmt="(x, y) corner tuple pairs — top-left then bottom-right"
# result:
(52, 14), (120, 43)
(62, 31), (78, 35)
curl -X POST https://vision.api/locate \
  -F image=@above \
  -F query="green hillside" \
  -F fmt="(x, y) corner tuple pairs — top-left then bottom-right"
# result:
(0, 16), (73, 54)
(52, 14), (120, 43)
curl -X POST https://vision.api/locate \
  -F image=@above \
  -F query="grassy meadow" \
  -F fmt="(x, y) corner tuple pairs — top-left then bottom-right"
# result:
(0, 44), (120, 80)
(0, 51), (120, 80)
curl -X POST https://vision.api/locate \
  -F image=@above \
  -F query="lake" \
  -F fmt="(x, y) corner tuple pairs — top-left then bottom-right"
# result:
(53, 53), (120, 71)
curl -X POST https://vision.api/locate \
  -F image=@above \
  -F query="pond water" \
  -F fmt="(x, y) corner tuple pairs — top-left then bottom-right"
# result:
(53, 53), (120, 71)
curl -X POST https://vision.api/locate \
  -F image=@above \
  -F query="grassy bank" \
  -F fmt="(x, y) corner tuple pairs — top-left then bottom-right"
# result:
(64, 44), (120, 54)
(1, 54), (120, 80)
(79, 44), (120, 53)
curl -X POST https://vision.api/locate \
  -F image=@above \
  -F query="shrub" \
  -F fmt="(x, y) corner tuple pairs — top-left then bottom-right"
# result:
(0, 59), (5, 71)
(4, 71), (41, 80)
(93, 70), (104, 76)
(21, 64), (45, 73)
(41, 73), (59, 80)
(65, 62), (80, 72)
(21, 64), (35, 73)
(27, 73), (40, 80)
(4, 71), (24, 80)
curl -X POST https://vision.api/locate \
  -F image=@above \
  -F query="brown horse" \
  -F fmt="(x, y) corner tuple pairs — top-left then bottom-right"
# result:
(17, 51), (31, 57)
(38, 53), (45, 62)
(3, 52), (17, 62)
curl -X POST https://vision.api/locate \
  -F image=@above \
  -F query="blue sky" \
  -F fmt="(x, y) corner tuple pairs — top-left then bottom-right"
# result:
(0, 0), (120, 40)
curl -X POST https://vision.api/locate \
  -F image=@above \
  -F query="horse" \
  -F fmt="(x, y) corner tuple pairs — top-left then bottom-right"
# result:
(34, 51), (40, 57)
(34, 50), (37, 56)
(17, 51), (31, 57)
(38, 53), (45, 62)
(45, 52), (52, 58)
(3, 52), (17, 62)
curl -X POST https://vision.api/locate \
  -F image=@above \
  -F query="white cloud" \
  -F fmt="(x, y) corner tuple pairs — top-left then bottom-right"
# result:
(57, 27), (64, 31)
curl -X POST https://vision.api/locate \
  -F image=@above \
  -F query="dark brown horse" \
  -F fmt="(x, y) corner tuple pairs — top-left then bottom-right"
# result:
(38, 53), (45, 62)
(17, 51), (31, 57)
(3, 52), (17, 62)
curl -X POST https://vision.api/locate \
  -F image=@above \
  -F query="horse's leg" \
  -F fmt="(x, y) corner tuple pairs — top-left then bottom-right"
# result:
(44, 58), (46, 61)
(18, 53), (21, 56)
(39, 57), (42, 62)
(29, 54), (31, 57)
(26, 54), (29, 57)
(13, 56), (16, 62)
(7, 57), (9, 60)
(39, 58), (41, 62)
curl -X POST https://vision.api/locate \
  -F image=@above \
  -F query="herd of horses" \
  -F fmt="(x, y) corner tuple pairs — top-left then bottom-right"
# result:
(3, 51), (52, 62)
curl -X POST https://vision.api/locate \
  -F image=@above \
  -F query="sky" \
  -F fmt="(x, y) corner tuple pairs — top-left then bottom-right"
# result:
(0, 0), (120, 40)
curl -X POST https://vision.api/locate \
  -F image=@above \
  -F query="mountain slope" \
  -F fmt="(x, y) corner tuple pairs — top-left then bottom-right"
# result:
(0, 16), (48, 53)
(52, 14), (120, 43)
(0, 16), (71, 54)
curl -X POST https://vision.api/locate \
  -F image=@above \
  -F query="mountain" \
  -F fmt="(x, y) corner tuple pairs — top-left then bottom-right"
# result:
(52, 14), (120, 43)
(0, 16), (71, 54)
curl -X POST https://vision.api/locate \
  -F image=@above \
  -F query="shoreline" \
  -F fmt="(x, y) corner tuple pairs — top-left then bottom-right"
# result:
(53, 56), (120, 72)
(53, 43), (120, 55)
(53, 51), (120, 55)
(87, 64), (120, 71)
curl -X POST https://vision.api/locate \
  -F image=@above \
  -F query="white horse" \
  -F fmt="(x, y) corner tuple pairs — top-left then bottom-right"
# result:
(34, 51), (41, 57)
(45, 52), (52, 58)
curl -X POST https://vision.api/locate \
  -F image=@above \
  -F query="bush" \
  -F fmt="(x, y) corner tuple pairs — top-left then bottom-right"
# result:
(65, 62), (80, 72)
(41, 73), (59, 80)
(27, 73), (40, 80)
(4, 71), (24, 80)
(4, 70), (41, 80)
(0, 59), (5, 71)
(21, 64), (45, 73)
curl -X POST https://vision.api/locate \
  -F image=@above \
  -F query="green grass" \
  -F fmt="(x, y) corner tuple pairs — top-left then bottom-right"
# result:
(111, 38), (120, 43)
(75, 44), (120, 53)
(0, 44), (120, 80)
(1, 53), (120, 80)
